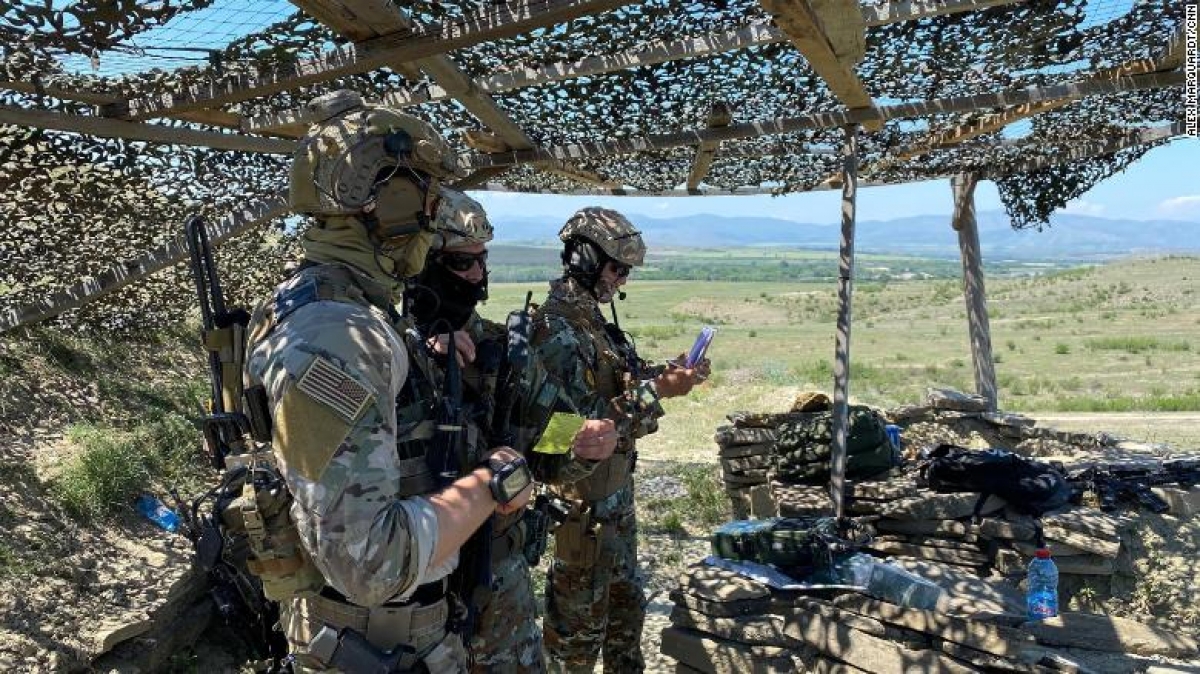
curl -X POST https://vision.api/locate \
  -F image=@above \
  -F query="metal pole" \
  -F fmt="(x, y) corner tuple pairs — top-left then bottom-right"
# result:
(830, 124), (858, 520)
(951, 173), (998, 412)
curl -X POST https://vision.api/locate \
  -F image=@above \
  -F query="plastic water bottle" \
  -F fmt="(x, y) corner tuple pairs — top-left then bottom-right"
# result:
(1026, 548), (1059, 621)
(136, 494), (181, 533)
(885, 424), (903, 451)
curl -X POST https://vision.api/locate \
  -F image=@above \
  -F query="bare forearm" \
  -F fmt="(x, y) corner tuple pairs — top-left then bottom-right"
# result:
(428, 467), (495, 568)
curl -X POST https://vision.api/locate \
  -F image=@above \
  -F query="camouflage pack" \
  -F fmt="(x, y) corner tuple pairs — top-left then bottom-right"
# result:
(711, 517), (831, 572)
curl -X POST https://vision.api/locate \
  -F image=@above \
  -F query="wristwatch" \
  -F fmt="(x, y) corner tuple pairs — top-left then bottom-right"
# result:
(484, 455), (533, 505)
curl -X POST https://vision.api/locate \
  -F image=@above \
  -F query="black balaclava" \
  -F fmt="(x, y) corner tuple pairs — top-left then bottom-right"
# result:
(406, 256), (488, 331)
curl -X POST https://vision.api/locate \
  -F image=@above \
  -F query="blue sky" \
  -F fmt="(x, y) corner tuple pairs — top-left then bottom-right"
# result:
(473, 136), (1200, 225)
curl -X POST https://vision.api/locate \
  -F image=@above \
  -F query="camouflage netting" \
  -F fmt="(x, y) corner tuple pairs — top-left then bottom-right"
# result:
(0, 0), (1187, 331)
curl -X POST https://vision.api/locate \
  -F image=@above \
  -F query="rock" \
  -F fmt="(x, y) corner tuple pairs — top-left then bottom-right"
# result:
(926, 388), (990, 413)
(659, 626), (797, 674)
(1021, 612), (1200, 658)
(1151, 486), (1200, 517)
(91, 615), (154, 654)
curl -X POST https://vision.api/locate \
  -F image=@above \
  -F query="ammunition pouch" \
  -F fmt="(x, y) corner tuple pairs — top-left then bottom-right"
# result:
(204, 322), (246, 414)
(221, 462), (324, 602)
(575, 449), (635, 501)
(489, 518), (526, 566)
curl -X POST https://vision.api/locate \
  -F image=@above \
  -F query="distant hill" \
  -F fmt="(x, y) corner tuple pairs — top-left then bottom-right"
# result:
(491, 211), (1200, 260)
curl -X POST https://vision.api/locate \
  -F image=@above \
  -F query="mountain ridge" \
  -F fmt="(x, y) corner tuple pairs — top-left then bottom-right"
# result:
(491, 211), (1200, 259)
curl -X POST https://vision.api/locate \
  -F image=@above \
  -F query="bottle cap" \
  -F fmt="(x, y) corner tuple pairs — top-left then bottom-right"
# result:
(1035, 548), (1051, 559)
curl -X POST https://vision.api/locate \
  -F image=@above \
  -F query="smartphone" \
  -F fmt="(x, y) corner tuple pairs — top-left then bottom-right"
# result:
(685, 326), (717, 368)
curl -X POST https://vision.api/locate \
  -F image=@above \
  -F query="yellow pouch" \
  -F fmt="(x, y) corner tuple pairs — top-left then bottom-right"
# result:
(534, 413), (587, 455)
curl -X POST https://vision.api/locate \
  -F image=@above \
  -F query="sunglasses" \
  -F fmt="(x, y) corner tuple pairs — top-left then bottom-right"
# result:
(608, 261), (631, 279)
(439, 250), (488, 272)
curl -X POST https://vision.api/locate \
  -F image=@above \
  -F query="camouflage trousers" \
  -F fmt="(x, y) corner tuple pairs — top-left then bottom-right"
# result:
(543, 486), (645, 673)
(470, 547), (545, 673)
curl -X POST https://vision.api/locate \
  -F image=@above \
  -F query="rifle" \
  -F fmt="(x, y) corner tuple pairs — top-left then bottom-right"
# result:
(186, 214), (253, 470)
(489, 293), (571, 566)
(1067, 458), (1200, 513)
(183, 215), (288, 671)
(433, 329), (493, 641)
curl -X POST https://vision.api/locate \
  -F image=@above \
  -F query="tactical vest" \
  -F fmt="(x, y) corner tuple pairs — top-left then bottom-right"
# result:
(395, 313), (524, 537)
(536, 292), (638, 503)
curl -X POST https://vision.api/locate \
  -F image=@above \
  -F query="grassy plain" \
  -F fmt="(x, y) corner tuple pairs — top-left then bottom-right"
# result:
(480, 254), (1200, 458)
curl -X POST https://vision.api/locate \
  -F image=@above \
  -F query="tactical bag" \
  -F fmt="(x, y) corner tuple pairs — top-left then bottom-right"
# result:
(711, 517), (830, 574)
(921, 444), (1071, 517)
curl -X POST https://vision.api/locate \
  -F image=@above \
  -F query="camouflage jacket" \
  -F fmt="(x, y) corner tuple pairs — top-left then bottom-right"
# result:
(245, 263), (453, 608)
(532, 277), (665, 492)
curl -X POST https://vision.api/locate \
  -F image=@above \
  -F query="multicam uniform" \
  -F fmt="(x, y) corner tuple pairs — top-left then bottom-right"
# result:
(239, 91), (477, 673)
(534, 276), (665, 673)
(245, 263), (465, 673)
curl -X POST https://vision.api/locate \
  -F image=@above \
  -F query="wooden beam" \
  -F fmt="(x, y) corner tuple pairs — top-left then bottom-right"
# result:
(0, 80), (243, 129)
(761, 0), (879, 130)
(245, 0), (1034, 135)
(981, 122), (1183, 178)
(0, 195), (290, 333)
(0, 105), (297, 154)
(471, 175), (933, 196)
(687, 102), (733, 190)
(859, 0), (1028, 24)
(461, 70), (1184, 168)
(829, 123), (859, 520)
(107, 0), (629, 121)
(951, 172), (997, 412)
(465, 122), (1180, 196)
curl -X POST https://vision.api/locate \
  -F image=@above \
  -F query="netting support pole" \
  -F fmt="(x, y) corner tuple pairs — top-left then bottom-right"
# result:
(830, 123), (858, 520)
(952, 172), (998, 412)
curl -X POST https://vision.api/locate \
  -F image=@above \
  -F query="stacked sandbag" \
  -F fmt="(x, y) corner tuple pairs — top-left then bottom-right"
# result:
(714, 421), (778, 520)
(661, 563), (1200, 674)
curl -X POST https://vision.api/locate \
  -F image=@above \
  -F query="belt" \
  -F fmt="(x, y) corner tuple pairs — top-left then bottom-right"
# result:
(320, 578), (447, 608)
(301, 580), (451, 654)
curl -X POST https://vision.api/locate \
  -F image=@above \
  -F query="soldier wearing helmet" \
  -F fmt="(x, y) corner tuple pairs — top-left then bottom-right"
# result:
(532, 207), (710, 672)
(404, 194), (618, 673)
(242, 91), (534, 673)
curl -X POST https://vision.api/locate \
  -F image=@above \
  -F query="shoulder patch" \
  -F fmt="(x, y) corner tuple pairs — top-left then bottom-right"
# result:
(296, 356), (375, 423)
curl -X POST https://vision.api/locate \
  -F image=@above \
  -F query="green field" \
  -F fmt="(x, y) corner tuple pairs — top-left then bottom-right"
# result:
(480, 255), (1200, 458)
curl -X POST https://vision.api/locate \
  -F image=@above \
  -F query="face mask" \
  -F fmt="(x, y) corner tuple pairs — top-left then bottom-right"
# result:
(407, 258), (488, 330)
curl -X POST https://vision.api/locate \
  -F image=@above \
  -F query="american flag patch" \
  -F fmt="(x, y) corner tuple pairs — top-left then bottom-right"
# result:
(296, 356), (374, 423)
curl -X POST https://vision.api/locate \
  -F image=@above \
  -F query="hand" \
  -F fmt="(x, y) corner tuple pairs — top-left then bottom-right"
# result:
(570, 418), (618, 461)
(486, 447), (534, 514)
(654, 359), (699, 398)
(427, 332), (476, 367)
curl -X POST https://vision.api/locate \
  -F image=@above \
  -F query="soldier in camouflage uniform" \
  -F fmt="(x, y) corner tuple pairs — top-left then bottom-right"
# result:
(533, 207), (710, 673)
(242, 91), (534, 673)
(405, 192), (618, 673)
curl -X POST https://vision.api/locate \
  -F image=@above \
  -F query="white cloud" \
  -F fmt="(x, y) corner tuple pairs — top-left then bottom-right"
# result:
(1058, 198), (1106, 216)
(1157, 195), (1200, 218)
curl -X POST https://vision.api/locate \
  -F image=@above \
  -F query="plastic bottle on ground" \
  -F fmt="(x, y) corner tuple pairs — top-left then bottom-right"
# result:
(135, 494), (180, 533)
(1026, 547), (1059, 621)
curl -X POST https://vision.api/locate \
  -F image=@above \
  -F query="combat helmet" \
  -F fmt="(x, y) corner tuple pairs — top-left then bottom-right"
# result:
(289, 90), (462, 236)
(430, 188), (493, 250)
(558, 207), (646, 267)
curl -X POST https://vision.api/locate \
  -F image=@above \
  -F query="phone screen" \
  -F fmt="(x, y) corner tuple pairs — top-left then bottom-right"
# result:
(685, 326), (716, 368)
